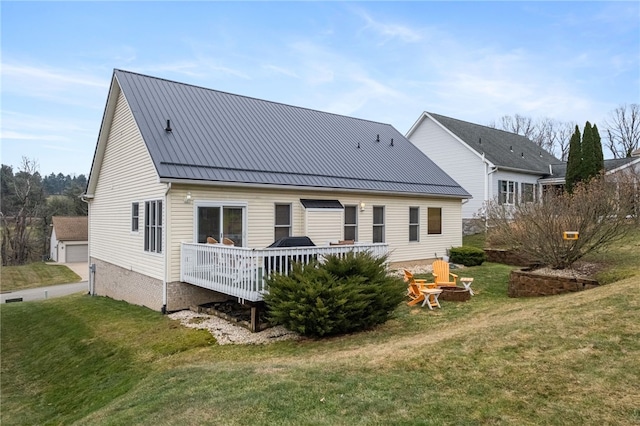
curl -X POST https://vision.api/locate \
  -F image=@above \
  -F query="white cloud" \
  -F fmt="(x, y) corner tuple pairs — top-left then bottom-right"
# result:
(355, 9), (423, 43)
(262, 64), (300, 79)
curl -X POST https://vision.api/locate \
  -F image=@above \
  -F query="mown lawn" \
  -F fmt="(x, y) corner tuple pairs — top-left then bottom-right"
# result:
(1, 262), (81, 292)
(2, 227), (639, 425)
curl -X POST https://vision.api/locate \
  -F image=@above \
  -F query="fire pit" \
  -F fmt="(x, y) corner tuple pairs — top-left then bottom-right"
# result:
(439, 286), (471, 302)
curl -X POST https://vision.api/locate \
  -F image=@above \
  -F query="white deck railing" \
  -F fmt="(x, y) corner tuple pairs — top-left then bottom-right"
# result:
(180, 242), (389, 302)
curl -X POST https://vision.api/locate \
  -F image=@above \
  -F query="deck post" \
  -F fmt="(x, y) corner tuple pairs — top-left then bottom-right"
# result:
(250, 303), (261, 332)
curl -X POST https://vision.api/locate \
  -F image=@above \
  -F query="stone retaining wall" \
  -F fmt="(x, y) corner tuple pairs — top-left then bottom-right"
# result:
(508, 269), (600, 298)
(485, 249), (535, 267)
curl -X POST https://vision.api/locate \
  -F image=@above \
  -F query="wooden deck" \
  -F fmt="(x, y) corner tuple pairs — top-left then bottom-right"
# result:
(180, 242), (389, 302)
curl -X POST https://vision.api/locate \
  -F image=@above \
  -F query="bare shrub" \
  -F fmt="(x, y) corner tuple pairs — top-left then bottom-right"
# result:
(486, 176), (637, 269)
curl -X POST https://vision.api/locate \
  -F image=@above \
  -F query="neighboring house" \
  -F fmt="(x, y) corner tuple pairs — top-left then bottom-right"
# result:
(539, 156), (640, 190)
(85, 70), (470, 313)
(406, 112), (562, 233)
(50, 216), (88, 263)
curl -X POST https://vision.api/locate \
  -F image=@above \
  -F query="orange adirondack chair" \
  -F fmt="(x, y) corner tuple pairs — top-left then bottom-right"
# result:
(432, 259), (458, 287)
(407, 282), (426, 306)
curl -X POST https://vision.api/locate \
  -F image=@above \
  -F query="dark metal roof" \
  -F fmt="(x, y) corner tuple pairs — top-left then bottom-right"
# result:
(300, 199), (344, 209)
(428, 112), (561, 175)
(113, 70), (469, 198)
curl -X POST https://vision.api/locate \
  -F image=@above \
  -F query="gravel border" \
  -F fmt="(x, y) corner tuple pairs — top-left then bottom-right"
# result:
(168, 310), (300, 345)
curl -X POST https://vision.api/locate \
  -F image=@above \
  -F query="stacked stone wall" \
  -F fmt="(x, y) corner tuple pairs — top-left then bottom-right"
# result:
(508, 270), (599, 298)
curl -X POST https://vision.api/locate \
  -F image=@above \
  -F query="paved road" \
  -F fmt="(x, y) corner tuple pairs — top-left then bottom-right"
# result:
(1, 282), (88, 304)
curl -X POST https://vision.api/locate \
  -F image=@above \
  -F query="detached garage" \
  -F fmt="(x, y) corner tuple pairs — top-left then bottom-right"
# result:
(50, 216), (88, 263)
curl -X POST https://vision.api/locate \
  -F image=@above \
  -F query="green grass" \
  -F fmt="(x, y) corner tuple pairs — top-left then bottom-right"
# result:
(0, 262), (81, 292)
(2, 230), (640, 425)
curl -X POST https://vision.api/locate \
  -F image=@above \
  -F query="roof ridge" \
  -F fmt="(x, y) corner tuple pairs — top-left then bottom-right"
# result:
(114, 68), (394, 127)
(428, 111), (532, 139)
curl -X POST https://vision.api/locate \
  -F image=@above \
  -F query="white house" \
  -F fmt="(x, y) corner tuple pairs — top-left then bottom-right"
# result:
(406, 112), (562, 233)
(85, 70), (470, 316)
(50, 216), (88, 263)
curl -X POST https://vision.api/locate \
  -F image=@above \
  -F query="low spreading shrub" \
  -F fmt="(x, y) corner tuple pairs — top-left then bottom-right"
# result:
(449, 246), (487, 266)
(263, 252), (405, 337)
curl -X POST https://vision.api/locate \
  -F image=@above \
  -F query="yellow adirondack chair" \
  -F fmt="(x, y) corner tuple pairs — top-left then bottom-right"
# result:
(407, 282), (426, 306)
(432, 259), (458, 287)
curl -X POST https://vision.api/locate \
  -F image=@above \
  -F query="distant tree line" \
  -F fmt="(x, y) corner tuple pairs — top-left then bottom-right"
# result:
(1, 158), (88, 266)
(489, 103), (639, 161)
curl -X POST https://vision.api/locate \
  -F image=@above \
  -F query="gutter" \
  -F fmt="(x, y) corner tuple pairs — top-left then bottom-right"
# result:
(80, 193), (93, 296)
(162, 182), (171, 314)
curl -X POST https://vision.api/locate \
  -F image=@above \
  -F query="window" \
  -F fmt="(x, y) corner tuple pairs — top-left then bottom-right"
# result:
(344, 205), (358, 241)
(409, 207), (419, 242)
(427, 207), (442, 235)
(522, 183), (536, 203)
(131, 202), (139, 232)
(373, 206), (385, 243)
(274, 204), (291, 240)
(197, 204), (245, 246)
(499, 180), (518, 205)
(144, 200), (162, 253)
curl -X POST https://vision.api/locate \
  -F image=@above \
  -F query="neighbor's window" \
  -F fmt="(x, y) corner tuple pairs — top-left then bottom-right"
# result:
(274, 204), (291, 240)
(131, 202), (139, 232)
(522, 183), (536, 203)
(499, 180), (518, 205)
(373, 206), (385, 243)
(144, 200), (163, 253)
(409, 207), (419, 242)
(427, 207), (442, 235)
(344, 205), (358, 241)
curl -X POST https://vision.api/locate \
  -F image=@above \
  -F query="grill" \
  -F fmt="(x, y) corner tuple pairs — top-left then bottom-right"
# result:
(265, 236), (316, 273)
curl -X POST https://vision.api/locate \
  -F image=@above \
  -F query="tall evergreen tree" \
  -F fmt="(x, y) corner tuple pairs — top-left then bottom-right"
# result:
(581, 121), (597, 180)
(592, 123), (604, 174)
(565, 125), (582, 193)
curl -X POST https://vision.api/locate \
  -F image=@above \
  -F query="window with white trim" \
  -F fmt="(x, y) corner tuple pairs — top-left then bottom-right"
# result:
(274, 204), (291, 240)
(131, 202), (139, 232)
(144, 200), (162, 253)
(344, 205), (358, 241)
(373, 206), (385, 243)
(409, 207), (419, 242)
(499, 180), (518, 205)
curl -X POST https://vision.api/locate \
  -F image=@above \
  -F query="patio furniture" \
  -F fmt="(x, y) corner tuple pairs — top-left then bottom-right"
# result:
(420, 288), (443, 309)
(460, 277), (474, 296)
(206, 237), (218, 244)
(223, 237), (235, 246)
(407, 282), (426, 306)
(432, 259), (458, 287)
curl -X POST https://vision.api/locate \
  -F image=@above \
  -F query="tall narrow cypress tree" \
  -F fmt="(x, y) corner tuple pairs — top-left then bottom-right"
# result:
(592, 123), (604, 175)
(565, 125), (582, 193)
(581, 121), (596, 180)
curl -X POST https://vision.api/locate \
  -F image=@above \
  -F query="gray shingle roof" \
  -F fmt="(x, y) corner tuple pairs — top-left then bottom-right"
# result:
(114, 70), (469, 198)
(52, 216), (88, 241)
(547, 157), (637, 179)
(428, 113), (561, 175)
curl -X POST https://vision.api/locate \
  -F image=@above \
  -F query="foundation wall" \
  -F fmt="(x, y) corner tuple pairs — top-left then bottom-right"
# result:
(508, 270), (600, 298)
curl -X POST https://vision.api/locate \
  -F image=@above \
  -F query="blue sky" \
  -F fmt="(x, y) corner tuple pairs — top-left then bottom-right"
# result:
(2, 1), (639, 176)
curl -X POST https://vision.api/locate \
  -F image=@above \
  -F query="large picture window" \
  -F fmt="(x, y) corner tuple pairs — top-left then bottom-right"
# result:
(373, 206), (385, 243)
(274, 204), (291, 240)
(427, 207), (442, 235)
(344, 205), (358, 241)
(409, 207), (419, 242)
(144, 200), (162, 253)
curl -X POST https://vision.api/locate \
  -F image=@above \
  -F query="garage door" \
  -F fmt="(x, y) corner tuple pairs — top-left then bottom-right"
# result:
(66, 244), (88, 263)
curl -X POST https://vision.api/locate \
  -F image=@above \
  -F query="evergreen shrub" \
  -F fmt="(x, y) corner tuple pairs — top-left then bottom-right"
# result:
(263, 252), (405, 337)
(449, 246), (487, 266)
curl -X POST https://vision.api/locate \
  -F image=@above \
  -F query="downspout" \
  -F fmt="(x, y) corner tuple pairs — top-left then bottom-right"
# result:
(162, 182), (171, 314)
(80, 193), (93, 295)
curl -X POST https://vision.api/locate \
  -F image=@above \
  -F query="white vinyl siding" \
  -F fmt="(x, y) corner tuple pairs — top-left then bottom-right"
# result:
(305, 209), (344, 246)
(408, 117), (483, 219)
(166, 186), (463, 281)
(89, 90), (165, 279)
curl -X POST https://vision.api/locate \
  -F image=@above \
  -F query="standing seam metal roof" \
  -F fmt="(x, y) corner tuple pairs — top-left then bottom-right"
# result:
(114, 70), (469, 197)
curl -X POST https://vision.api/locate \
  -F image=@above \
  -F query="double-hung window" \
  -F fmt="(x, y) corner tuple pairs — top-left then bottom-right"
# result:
(409, 207), (419, 242)
(522, 183), (536, 203)
(144, 200), (162, 253)
(274, 204), (291, 240)
(131, 202), (139, 232)
(499, 180), (518, 205)
(344, 205), (358, 241)
(373, 206), (385, 243)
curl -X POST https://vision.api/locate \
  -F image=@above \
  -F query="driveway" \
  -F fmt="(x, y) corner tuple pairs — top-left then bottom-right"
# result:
(2, 262), (90, 304)
(1, 282), (88, 303)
